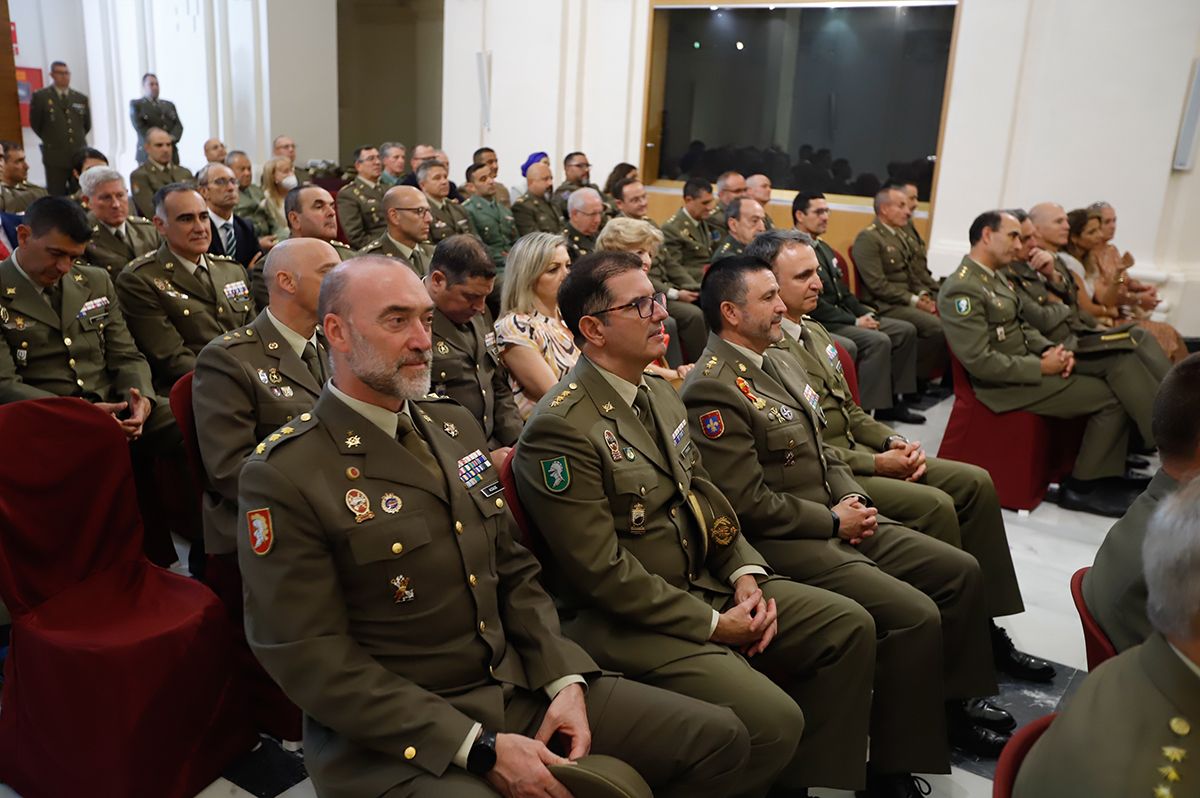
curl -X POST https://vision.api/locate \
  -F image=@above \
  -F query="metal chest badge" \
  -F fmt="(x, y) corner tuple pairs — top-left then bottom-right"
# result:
(257, 368), (269, 385)
(629, 501), (647, 533)
(345, 489), (375, 523)
(604, 429), (623, 462)
(390, 575), (415, 603)
(381, 493), (402, 513)
(457, 448), (491, 488)
(735, 377), (767, 410)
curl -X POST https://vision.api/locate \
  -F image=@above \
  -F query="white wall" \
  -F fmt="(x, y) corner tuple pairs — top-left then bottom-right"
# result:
(442, 0), (650, 192)
(13, 0), (339, 184)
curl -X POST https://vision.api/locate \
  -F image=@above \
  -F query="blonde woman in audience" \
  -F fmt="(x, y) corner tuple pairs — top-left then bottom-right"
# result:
(495, 232), (578, 418)
(253, 157), (294, 240)
(595, 216), (694, 383)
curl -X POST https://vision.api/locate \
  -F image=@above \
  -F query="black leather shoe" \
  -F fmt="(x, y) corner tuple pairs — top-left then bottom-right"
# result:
(947, 700), (1011, 757)
(1056, 478), (1137, 518)
(1121, 471), (1153, 487)
(855, 772), (932, 798)
(1126, 454), (1151, 470)
(963, 697), (1016, 732)
(991, 622), (1056, 683)
(874, 405), (927, 424)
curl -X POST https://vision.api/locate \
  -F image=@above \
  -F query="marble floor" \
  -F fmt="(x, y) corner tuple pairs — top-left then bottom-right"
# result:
(0, 395), (1132, 798)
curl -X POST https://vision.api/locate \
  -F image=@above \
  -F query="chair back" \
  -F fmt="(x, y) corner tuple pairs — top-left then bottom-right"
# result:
(833, 247), (858, 297)
(948, 349), (977, 403)
(832, 340), (861, 405)
(168, 371), (206, 506)
(499, 447), (540, 553)
(0, 398), (144, 615)
(1070, 566), (1118, 670)
(992, 713), (1055, 798)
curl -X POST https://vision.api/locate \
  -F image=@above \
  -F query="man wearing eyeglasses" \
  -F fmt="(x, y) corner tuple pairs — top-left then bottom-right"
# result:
(514, 250), (881, 797)
(564, 188), (604, 263)
(359, 185), (435, 276)
(199, 162), (262, 269)
(553, 152), (611, 222)
(336, 145), (388, 248)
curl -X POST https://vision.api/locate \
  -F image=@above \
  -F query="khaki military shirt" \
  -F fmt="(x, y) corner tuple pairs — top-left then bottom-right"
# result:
(551, 180), (610, 221)
(116, 243), (256, 393)
(358, 233), (434, 276)
(513, 355), (769, 676)
(336, 176), (388, 248)
(512, 192), (564, 237)
(851, 220), (932, 311)
(0, 253), (153, 405)
(193, 309), (328, 553)
(661, 207), (719, 285)
(129, 161), (196, 218)
(431, 307), (523, 448)
(463, 195), (516, 267)
(0, 181), (48, 212)
(427, 195), (477, 245)
(712, 236), (745, 261)
(83, 215), (161, 279)
(810, 238), (874, 327)
(237, 388), (595, 796)
(1000, 260), (1088, 344)
(563, 223), (595, 263)
(29, 87), (91, 167)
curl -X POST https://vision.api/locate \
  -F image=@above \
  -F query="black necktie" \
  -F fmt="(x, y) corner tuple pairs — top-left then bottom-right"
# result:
(396, 413), (440, 481)
(46, 282), (63, 314)
(633, 385), (658, 441)
(301, 341), (324, 385)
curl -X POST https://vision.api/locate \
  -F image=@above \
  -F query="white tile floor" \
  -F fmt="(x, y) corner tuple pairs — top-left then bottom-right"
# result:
(2, 396), (1122, 798)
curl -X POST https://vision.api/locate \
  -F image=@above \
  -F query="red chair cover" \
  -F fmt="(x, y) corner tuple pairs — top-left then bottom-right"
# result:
(833, 340), (861, 405)
(1070, 567), (1118, 671)
(832, 247), (858, 297)
(938, 352), (1084, 510)
(500, 446), (542, 555)
(170, 372), (303, 741)
(992, 713), (1056, 798)
(0, 398), (254, 798)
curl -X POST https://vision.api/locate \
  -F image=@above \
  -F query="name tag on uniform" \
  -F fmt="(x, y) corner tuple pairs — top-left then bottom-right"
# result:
(484, 332), (496, 348)
(996, 325), (1006, 342)
(223, 280), (250, 301)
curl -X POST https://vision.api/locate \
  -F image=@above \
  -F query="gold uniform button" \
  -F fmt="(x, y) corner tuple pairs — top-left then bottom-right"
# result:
(1171, 717), (1191, 736)
(183, 308), (190, 316)
(455, 521), (464, 534)
(677, 482), (684, 492)
(439, 371), (447, 379)
(76, 378), (85, 387)
(681, 539), (688, 548)
(494, 498), (504, 509)
(469, 574), (478, 586)
(63, 337), (72, 346)
(639, 486), (647, 496)
(670, 507), (677, 518)
(478, 620), (487, 632)
(68, 358), (76, 368)
(391, 542), (403, 555)
(489, 665), (496, 677)
(568, 382), (578, 389)
(300, 413), (312, 421)
(404, 746), (417, 760)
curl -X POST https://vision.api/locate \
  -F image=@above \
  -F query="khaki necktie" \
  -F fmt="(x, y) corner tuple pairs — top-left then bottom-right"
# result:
(633, 385), (658, 441)
(396, 413), (440, 481)
(408, 247), (426, 276)
(301, 341), (325, 385)
(194, 263), (215, 298)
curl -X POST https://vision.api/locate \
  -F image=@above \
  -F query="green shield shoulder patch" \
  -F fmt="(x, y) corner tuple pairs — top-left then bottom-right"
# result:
(540, 456), (571, 492)
(953, 296), (972, 315)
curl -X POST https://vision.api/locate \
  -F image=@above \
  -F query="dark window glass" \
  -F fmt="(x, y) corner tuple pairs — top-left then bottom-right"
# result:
(656, 4), (955, 199)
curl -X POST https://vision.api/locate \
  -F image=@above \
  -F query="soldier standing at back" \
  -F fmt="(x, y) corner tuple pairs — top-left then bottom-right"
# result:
(512, 162), (563, 236)
(116, 184), (255, 395)
(421, 160), (476, 245)
(852, 186), (946, 386)
(0, 142), (48, 212)
(78, 166), (160, 279)
(129, 128), (195, 218)
(130, 73), (184, 165)
(463, 163), (516, 269)
(336, 145), (388, 249)
(661, 178), (721, 286)
(29, 61), (91, 196)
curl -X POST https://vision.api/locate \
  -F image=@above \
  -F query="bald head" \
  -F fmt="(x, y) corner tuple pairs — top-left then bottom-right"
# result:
(1029, 202), (1068, 250)
(203, 138), (227, 164)
(383, 185), (430, 246)
(526, 162), (553, 197)
(263, 238), (340, 332)
(746, 174), (772, 205)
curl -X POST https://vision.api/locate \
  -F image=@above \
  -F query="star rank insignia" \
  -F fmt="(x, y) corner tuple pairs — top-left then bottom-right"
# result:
(345, 433), (362, 448)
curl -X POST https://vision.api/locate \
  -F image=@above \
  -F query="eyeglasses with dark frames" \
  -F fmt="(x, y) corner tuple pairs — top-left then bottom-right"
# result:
(591, 292), (667, 319)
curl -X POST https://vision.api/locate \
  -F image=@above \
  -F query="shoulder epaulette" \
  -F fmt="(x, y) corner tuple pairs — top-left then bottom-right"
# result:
(127, 251), (158, 270)
(211, 253), (238, 262)
(129, 216), (153, 225)
(544, 381), (583, 412)
(329, 239), (351, 249)
(358, 239), (381, 252)
(251, 412), (318, 459)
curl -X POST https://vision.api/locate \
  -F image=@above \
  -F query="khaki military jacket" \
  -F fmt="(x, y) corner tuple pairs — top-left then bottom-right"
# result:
(775, 321), (894, 475)
(193, 310), (328, 554)
(712, 236), (745, 261)
(336, 176), (388, 248)
(238, 390), (595, 796)
(357, 233), (434, 276)
(551, 180), (610, 221)
(129, 97), (184, 163)
(563, 223), (595, 263)
(236, 184), (267, 232)
(463, 195), (516, 267)
(680, 334), (873, 580)
(129, 161), (195, 218)
(998, 260), (1079, 342)
(83, 215), (161, 279)
(851, 220), (930, 311)
(29, 87), (91, 167)
(937, 256), (1065, 413)
(514, 356), (769, 675)
(512, 192), (564, 237)
(626, 214), (698, 294)
(0, 255), (153, 405)
(811, 238), (874, 327)
(0, 181), (48, 213)
(900, 221), (934, 292)
(661, 207), (719, 284)
(493, 181), (512, 209)
(1083, 469), (1179, 653)
(116, 244), (256, 393)
(427, 196), (476, 245)
(249, 238), (353, 310)
(431, 307), (523, 448)
(1015, 634), (1200, 798)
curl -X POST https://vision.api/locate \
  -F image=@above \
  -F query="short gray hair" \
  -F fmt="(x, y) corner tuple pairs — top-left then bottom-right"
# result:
(567, 187), (602, 214)
(1145, 479), (1200, 640)
(80, 166), (125, 198)
(416, 159), (447, 186)
(743, 228), (813, 266)
(380, 141), (406, 158)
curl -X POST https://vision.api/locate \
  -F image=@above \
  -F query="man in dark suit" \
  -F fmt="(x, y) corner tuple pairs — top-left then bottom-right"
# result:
(198, 163), (261, 270)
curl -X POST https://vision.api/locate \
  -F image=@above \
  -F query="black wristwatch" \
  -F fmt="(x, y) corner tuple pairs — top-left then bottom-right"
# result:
(466, 729), (498, 775)
(830, 509), (841, 538)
